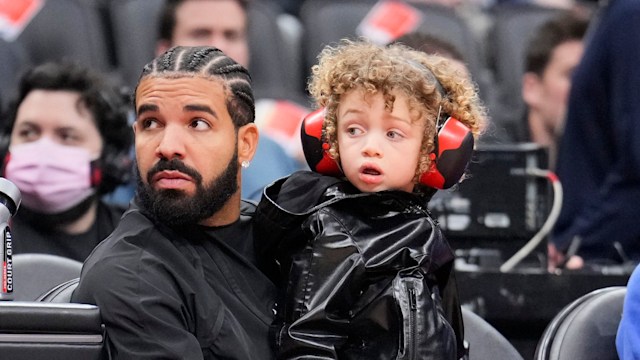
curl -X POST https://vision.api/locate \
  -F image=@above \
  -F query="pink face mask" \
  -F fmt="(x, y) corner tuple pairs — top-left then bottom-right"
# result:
(4, 138), (97, 214)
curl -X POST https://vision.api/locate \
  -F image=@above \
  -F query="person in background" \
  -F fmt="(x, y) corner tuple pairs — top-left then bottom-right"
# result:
(0, 61), (132, 262)
(255, 39), (486, 359)
(521, 11), (588, 168)
(393, 32), (470, 79)
(549, 0), (640, 270)
(156, 0), (305, 201)
(617, 263), (640, 359)
(392, 31), (508, 143)
(72, 46), (276, 359)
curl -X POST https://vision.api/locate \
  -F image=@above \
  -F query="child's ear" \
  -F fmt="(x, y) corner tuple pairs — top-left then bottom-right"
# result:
(238, 123), (258, 164)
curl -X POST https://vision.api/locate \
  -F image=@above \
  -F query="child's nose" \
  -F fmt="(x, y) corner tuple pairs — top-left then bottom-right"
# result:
(361, 135), (382, 157)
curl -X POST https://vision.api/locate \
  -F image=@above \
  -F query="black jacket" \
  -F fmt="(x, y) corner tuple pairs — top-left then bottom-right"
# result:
(12, 200), (124, 262)
(255, 171), (465, 359)
(72, 200), (276, 359)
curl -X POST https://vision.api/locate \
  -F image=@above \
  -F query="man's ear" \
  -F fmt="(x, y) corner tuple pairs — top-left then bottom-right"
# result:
(522, 72), (542, 107)
(238, 123), (258, 164)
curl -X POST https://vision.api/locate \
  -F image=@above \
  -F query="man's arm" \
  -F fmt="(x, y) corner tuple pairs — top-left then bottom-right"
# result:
(72, 254), (208, 360)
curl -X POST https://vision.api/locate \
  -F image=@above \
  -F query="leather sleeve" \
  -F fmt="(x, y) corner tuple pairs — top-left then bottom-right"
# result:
(275, 210), (357, 359)
(439, 266), (467, 359)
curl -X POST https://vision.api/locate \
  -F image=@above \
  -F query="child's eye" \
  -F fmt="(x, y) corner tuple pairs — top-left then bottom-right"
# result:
(387, 130), (403, 139)
(346, 127), (363, 136)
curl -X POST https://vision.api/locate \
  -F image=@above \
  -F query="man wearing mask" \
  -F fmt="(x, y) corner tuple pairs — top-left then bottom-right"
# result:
(71, 46), (276, 359)
(1, 61), (132, 262)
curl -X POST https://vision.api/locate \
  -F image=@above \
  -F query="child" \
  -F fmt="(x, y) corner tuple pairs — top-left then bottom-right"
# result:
(254, 39), (486, 359)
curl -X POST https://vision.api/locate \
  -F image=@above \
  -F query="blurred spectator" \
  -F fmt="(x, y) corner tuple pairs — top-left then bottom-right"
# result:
(393, 31), (509, 142)
(549, 0), (640, 270)
(393, 32), (470, 78)
(0, 61), (132, 262)
(156, 0), (305, 201)
(521, 11), (588, 168)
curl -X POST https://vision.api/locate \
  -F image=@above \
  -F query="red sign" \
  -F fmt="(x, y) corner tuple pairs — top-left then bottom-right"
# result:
(0, 0), (44, 41)
(357, 0), (422, 45)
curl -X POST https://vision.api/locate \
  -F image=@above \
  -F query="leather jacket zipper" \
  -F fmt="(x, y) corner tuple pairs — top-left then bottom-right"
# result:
(406, 281), (417, 360)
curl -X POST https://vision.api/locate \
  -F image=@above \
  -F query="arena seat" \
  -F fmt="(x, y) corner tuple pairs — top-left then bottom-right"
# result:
(534, 286), (625, 360)
(462, 307), (524, 360)
(108, 0), (305, 102)
(0, 38), (32, 108)
(299, 0), (484, 90)
(107, 0), (166, 90)
(37, 277), (81, 303)
(13, 0), (114, 72)
(12, 253), (82, 301)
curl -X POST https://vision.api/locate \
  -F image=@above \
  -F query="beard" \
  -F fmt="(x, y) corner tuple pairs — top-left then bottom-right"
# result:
(137, 149), (239, 228)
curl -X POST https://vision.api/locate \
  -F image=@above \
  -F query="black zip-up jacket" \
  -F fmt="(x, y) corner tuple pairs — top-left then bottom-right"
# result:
(255, 171), (466, 360)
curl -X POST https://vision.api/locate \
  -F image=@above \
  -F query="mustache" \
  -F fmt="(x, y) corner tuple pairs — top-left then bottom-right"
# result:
(147, 159), (203, 184)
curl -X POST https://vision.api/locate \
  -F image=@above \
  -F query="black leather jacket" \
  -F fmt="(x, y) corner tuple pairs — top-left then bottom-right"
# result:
(255, 171), (465, 359)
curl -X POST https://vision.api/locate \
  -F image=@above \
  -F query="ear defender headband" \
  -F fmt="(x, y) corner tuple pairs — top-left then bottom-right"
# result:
(300, 70), (474, 189)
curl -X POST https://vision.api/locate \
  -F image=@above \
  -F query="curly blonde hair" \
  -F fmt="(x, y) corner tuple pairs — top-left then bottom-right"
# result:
(308, 39), (487, 184)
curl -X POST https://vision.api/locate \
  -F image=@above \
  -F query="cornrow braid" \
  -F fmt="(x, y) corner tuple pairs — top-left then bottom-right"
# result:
(136, 46), (255, 127)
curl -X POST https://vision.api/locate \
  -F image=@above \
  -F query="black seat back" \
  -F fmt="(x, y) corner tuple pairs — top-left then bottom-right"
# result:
(462, 307), (524, 360)
(14, 0), (114, 71)
(12, 253), (82, 301)
(37, 277), (80, 303)
(299, 0), (484, 87)
(534, 286), (626, 360)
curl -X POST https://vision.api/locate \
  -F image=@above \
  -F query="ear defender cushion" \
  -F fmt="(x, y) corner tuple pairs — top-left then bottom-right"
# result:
(300, 108), (474, 189)
(420, 117), (474, 189)
(300, 108), (342, 176)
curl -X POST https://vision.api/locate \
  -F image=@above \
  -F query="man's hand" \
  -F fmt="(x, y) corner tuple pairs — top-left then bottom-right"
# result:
(548, 243), (584, 272)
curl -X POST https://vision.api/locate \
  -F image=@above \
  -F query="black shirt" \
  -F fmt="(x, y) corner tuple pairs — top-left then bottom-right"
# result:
(72, 201), (276, 360)
(11, 201), (124, 262)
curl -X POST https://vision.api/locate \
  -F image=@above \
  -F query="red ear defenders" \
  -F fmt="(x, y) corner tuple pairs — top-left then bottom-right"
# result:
(300, 107), (474, 189)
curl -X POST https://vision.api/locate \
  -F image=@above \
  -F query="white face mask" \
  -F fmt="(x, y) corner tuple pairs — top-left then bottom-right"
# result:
(4, 138), (97, 214)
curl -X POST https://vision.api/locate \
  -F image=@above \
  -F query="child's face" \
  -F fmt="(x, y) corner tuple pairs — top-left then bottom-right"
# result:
(336, 88), (425, 193)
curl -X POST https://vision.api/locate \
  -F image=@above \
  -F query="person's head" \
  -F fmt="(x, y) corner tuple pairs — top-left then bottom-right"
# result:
(134, 46), (257, 228)
(522, 12), (588, 146)
(308, 40), (486, 193)
(392, 32), (469, 78)
(156, 0), (250, 68)
(1, 61), (131, 218)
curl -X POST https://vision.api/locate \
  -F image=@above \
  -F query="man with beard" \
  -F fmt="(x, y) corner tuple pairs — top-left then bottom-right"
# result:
(1, 61), (132, 262)
(72, 46), (277, 359)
